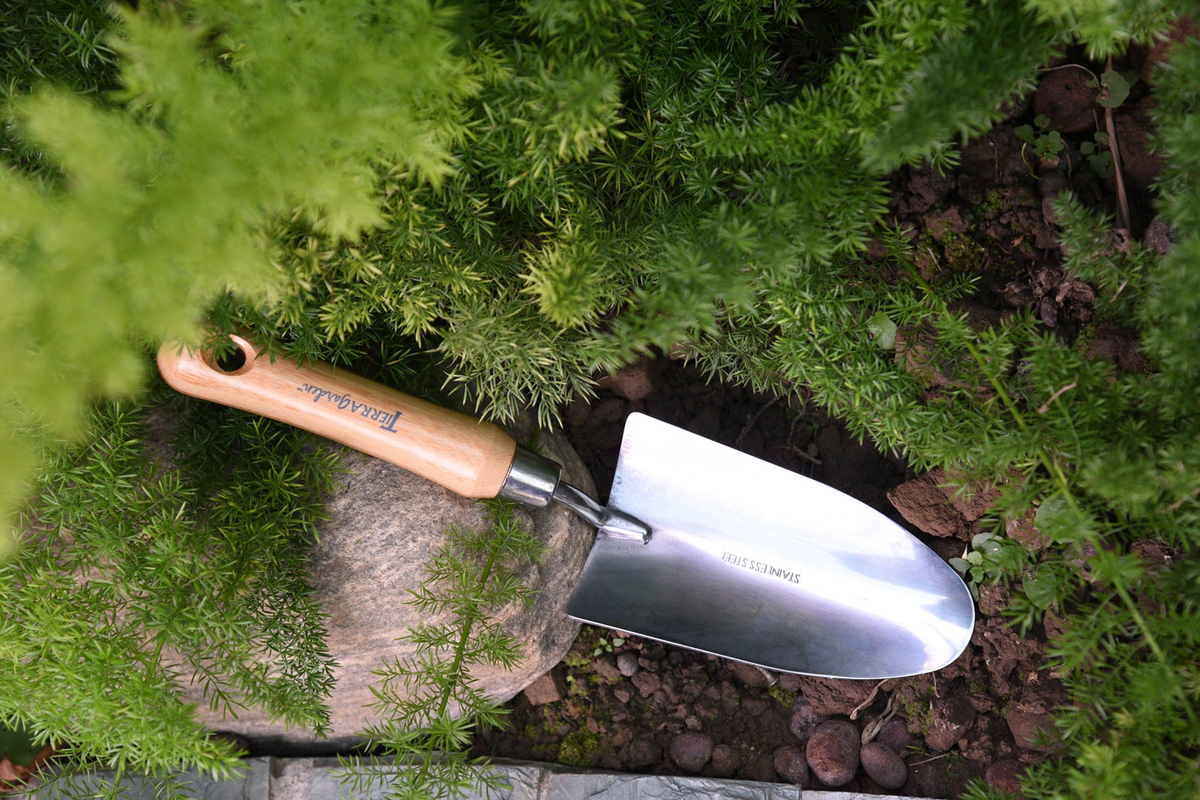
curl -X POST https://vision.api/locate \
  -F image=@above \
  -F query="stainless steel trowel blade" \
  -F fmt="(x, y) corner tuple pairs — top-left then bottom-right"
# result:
(564, 413), (975, 679)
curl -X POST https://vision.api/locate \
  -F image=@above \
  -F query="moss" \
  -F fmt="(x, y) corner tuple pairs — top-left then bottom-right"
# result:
(939, 231), (987, 274)
(895, 679), (936, 736)
(965, 674), (990, 695)
(973, 187), (1012, 217)
(557, 731), (606, 767)
(767, 684), (798, 709)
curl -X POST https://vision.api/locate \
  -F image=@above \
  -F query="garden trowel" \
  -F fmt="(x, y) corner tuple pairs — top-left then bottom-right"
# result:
(158, 334), (974, 680)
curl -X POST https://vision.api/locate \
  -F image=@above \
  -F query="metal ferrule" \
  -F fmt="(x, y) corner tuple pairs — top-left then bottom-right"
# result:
(498, 445), (561, 508)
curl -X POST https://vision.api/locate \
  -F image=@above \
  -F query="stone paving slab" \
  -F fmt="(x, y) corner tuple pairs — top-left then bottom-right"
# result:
(23, 757), (938, 800)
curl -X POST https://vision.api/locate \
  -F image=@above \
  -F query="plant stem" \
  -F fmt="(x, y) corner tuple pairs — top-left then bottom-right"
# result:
(1105, 56), (1131, 231)
(905, 263), (1169, 663)
(435, 542), (499, 722)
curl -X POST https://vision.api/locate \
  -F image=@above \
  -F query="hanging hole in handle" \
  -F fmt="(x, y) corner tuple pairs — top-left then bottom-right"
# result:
(207, 334), (257, 376)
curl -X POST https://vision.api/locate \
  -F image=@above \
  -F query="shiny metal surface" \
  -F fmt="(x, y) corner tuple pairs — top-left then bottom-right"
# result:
(498, 445), (561, 507)
(565, 413), (975, 679)
(553, 483), (651, 543)
(499, 445), (652, 541)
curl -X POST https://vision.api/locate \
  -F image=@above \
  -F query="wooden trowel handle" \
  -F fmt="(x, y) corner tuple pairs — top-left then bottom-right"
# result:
(156, 334), (517, 499)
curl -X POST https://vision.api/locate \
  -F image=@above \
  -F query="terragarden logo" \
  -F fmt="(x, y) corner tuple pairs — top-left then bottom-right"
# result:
(297, 383), (402, 432)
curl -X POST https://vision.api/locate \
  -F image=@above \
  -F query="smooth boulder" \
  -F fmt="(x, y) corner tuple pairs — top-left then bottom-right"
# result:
(189, 422), (595, 751)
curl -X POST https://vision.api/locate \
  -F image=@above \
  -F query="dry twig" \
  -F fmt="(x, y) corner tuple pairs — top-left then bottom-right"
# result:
(1038, 378), (1079, 414)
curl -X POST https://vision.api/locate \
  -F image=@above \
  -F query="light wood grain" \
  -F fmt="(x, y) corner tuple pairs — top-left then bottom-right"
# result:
(156, 335), (517, 499)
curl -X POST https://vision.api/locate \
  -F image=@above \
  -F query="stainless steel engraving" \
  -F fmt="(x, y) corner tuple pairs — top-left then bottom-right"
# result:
(565, 413), (975, 679)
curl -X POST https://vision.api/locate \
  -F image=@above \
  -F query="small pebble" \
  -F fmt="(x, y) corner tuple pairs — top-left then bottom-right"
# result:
(773, 745), (809, 787)
(779, 673), (804, 692)
(729, 660), (772, 687)
(669, 732), (714, 773)
(597, 357), (661, 402)
(632, 671), (661, 698)
(877, 717), (911, 753)
(789, 701), (824, 742)
(612, 683), (633, 704)
(591, 658), (621, 683)
(710, 743), (741, 777)
(616, 652), (640, 677)
(806, 720), (860, 787)
(926, 693), (976, 752)
(860, 742), (907, 790)
(522, 671), (565, 706)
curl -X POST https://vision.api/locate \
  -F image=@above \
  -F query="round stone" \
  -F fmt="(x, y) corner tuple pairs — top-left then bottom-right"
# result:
(860, 741), (907, 790)
(668, 732), (714, 773)
(806, 720), (860, 787)
(773, 745), (809, 787)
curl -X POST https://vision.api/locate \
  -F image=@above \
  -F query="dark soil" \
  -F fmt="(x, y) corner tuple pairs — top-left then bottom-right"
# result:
(471, 47), (1171, 798)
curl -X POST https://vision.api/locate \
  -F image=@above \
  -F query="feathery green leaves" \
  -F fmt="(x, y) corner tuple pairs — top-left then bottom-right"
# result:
(342, 502), (543, 800)
(1, 386), (339, 796)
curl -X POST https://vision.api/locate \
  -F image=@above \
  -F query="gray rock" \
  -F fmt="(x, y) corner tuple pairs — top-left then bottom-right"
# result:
(669, 732), (714, 773)
(859, 742), (907, 790)
(47, 755), (924, 800)
(805, 720), (859, 788)
(616, 651), (640, 677)
(772, 746), (808, 787)
(187, 425), (595, 751)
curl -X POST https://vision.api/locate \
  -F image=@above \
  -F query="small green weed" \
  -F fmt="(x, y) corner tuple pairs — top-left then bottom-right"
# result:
(949, 530), (1027, 599)
(592, 636), (626, 657)
(1079, 132), (1114, 178)
(1015, 114), (1065, 168)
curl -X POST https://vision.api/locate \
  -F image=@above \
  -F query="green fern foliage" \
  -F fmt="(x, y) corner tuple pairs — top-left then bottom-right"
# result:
(5, 0), (1200, 796)
(1, 388), (339, 792)
(0, 0), (474, 551)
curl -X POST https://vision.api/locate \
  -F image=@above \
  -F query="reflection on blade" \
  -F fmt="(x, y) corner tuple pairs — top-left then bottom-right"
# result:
(564, 413), (975, 679)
